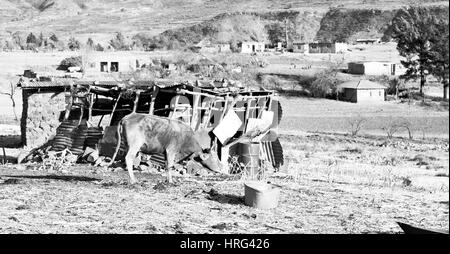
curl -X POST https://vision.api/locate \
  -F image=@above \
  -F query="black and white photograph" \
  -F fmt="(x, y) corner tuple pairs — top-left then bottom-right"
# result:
(0, 0), (448, 241)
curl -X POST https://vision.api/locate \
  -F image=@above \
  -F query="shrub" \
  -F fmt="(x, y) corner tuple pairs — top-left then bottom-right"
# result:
(381, 117), (414, 139)
(58, 56), (82, 71)
(309, 69), (340, 98)
(347, 115), (366, 137)
(67, 37), (81, 51)
(261, 75), (283, 90)
(94, 43), (104, 51)
(109, 32), (130, 50)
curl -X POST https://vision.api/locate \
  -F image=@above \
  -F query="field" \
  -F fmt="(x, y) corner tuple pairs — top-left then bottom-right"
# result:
(0, 42), (449, 233)
(278, 97), (449, 139)
(0, 131), (448, 234)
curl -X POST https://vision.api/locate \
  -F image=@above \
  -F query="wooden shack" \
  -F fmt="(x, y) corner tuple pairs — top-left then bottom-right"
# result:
(19, 78), (284, 173)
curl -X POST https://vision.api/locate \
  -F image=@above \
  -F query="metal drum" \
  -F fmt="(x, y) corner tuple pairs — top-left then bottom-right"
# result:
(237, 142), (261, 179)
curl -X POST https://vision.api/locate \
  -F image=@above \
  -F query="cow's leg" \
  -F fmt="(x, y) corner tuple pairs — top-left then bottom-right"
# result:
(165, 150), (176, 184)
(125, 145), (140, 184)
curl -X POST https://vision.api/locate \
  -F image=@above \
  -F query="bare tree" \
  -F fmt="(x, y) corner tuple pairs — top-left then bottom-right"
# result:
(381, 117), (414, 139)
(0, 82), (18, 121)
(399, 119), (414, 140)
(347, 115), (366, 137)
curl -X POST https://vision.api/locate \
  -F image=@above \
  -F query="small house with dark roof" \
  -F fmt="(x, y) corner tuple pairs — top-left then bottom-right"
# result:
(338, 80), (386, 103)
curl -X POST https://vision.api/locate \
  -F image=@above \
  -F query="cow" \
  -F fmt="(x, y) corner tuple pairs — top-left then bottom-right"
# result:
(109, 113), (222, 184)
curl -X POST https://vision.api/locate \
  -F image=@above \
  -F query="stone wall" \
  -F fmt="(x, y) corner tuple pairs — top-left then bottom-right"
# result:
(21, 90), (68, 149)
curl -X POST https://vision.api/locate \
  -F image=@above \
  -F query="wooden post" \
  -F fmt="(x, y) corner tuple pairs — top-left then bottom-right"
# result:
(201, 98), (214, 129)
(109, 93), (122, 126)
(97, 115), (105, 127)
(190, 93), (201, 130)
(78, 106), (84, 126)
(132, 90), (141, 113)
(87, 86), (94, 123)
(1, 147), (5, 164)
(256, 96), (271, 119)
(243, 98), (252, 133)
(149, 86), (159, 114)
(64, 87), (74, 120)
(169, 95), (180, 119)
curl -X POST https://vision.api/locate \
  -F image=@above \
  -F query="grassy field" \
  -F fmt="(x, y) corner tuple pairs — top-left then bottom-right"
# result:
(278, 97), (449, 139)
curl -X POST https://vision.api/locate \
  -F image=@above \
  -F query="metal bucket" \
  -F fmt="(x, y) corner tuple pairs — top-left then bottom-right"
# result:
(238, 142), (261, 179)
(244, 181), (280, 209)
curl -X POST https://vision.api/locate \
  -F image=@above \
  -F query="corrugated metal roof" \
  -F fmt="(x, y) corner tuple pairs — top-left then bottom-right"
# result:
(75, 79), (176, 88)
(338, 80), (386, 90)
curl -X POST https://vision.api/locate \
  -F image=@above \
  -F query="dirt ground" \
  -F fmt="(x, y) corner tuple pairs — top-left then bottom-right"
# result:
(0, 133), (448, 234)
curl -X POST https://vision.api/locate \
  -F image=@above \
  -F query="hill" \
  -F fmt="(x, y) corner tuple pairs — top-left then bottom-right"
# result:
(0, 0), (448, 43)
(154, 5), (449, 48)
(315, 6), (450, 43)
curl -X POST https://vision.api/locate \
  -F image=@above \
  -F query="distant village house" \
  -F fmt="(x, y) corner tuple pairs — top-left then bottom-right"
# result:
(85, 53), (145, 74)
(290, 42), (347, 54)
(239, 41), (265, 53)
(195, 39), (231, 53)
(217, 43), (231, 53)
(338, 80), (386, 103)
(291, 42), (309, 53)
(308, 42), (347, 54)
(348, 61), (406, 76)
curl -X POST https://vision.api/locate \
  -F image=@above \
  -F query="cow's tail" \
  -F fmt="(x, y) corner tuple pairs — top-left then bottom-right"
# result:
(107, 121), (123, 167)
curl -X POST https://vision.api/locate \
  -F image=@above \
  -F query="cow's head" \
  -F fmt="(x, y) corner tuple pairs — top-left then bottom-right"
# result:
(194, 149), (223, 174)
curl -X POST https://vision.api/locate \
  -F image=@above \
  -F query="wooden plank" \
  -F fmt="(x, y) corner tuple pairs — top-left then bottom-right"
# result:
(168, 95), (180, 119)
(149, 86), (159, 114)
(191, 93), (201, 130)
(243, 98), (253, 133)
(202, 98), (215, 129)
(132, 90), (141, 113)
(109, 93), (122, 126)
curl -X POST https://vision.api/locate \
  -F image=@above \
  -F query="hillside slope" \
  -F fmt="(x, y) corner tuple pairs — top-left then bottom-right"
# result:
(0, 0), (448, 42)
(157, 5), (449, 48)
(159, 11), (322, 46)
(315, 6), (450, 43)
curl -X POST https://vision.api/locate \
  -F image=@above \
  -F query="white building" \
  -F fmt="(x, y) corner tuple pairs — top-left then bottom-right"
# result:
(338, 80), (386, 103)
(348, 61), (407, 76)
(84, 53), (146, 74)
(239, 41), (265, 53)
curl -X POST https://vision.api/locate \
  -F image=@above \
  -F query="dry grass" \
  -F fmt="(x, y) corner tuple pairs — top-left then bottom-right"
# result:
(0, 130), (448, 234)
(278, 96), (449, 139)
